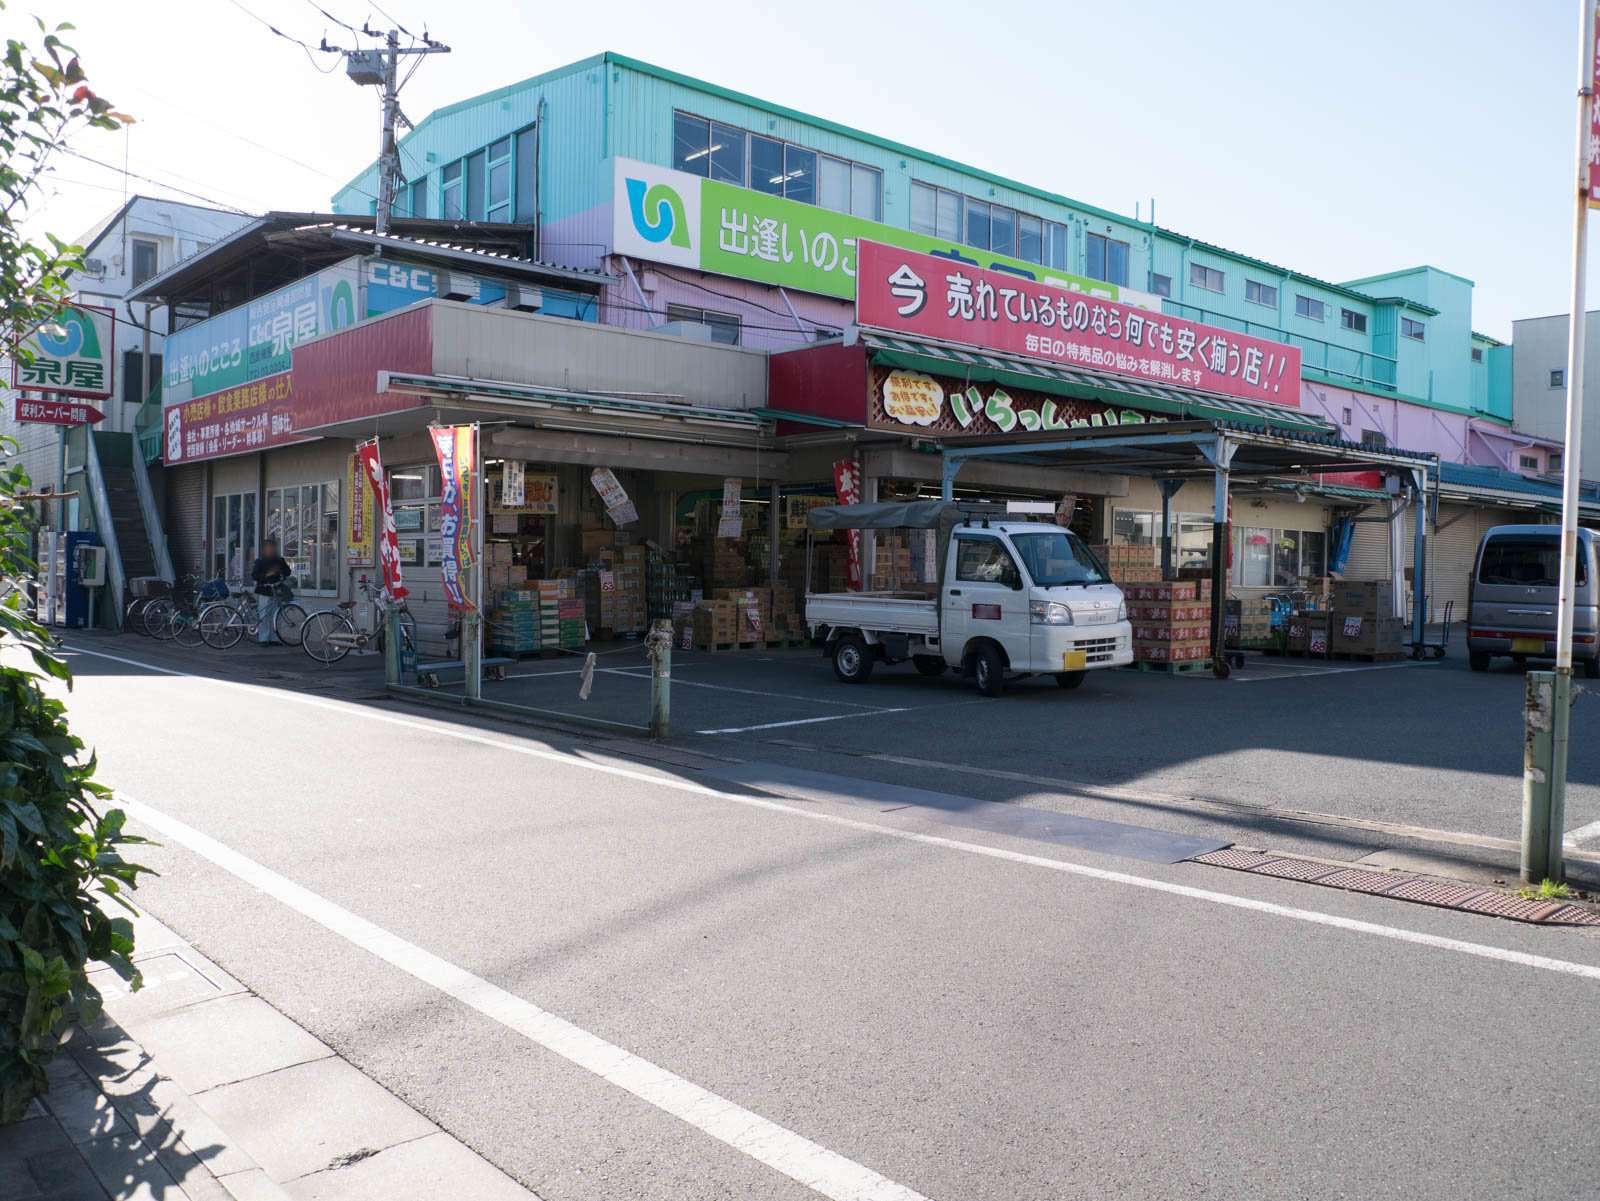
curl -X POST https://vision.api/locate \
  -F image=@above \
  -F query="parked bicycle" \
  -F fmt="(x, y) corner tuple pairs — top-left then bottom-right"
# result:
(153, 575), (232, 646)
(301, 577), (416, 664)
(143, 574), (207, 642)
(197, 582), (307, 649)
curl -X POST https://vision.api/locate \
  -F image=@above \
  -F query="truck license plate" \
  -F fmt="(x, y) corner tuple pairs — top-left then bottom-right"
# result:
(1063, 649), (1087, 671)
(1512, 637), (1545, 653)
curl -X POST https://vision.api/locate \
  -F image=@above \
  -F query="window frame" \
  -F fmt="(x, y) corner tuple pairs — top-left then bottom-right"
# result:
(441, 160), (463, 220)
(1151, 273), (1172, 298)
(1295, 294), (1326, 322)
(265, 481), (340, 596)
(211, 491), (258, 587)
(131, 239), (159, 287)
(1086, 232), (1129, 287)
(1549, 451), (1565, 473)
(1470, 346), (1484, 363)
(1189, 263), (1225, 293)
(953, 535), (1019, 585)
(1401, 316), (1427, 342)
(1551, 369), (1566, 388)
(665, 303), (741, 346)
(1341, 308), (1368, 334)
(673, 111), (711, 177)
(1245, 279), (1278, 308)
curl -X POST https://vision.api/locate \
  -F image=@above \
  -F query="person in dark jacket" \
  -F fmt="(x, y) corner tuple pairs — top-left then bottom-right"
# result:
(251, 538), (293, 645)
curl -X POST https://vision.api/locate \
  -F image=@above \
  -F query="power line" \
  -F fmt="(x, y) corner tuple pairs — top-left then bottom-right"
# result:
(304, 0), (359, 34)
(223, 0), (342, 72)
(60, 148), (255, 215)
(365, 1), (417, 38)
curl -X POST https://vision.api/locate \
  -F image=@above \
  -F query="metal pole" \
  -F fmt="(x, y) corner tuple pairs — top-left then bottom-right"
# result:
(1209, 440), (1232, 676)
(1524, 671), (1558, 883)
(375, 30), (399, 235)
(1158, 478), (1184, 580)
(1530, 0), (1597, 884)
(464, 424), (484, 701)
(647, 617), (672, 740)
(384, 600), (401, 686)
(1410, 474), (1426, 648)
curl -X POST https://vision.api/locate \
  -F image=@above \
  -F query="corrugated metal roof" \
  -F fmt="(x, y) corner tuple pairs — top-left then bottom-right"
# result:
(1437, 461), (1598, 500)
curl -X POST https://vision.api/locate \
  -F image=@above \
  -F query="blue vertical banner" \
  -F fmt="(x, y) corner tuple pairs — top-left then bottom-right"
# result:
(430, 425), (478, 611)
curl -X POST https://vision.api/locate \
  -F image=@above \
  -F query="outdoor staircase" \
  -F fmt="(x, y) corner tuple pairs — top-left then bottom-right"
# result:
(99, 462), (158, 582)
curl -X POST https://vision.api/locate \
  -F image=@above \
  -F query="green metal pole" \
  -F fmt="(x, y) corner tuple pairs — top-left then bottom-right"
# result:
(1523, 670), (1558, 884)
(647, 617), (671, 741)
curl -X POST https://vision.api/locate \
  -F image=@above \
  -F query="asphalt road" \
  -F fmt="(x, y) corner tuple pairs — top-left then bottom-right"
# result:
(54, 635), (1600, 1199)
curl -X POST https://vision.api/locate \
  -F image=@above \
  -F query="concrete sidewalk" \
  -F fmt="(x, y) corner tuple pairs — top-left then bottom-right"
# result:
(0, 907), (537, 1201)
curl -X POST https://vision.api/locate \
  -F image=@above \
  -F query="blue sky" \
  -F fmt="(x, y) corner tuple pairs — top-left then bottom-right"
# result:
(5, 0), (1586, 338)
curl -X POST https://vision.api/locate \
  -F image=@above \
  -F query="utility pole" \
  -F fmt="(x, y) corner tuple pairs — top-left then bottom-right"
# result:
(321, 28), (450, 235)
(1526, 0), (1599, 884)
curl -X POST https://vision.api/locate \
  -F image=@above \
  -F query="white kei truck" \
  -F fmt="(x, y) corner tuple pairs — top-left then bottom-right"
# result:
(803, 501), (1133, 697)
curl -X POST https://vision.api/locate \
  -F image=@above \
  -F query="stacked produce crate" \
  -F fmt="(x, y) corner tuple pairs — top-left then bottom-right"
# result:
(1124, 578), (1214, 669)
(489, 578), (585, 655)
(1095, 544), (1161, 585)
(1330, 580), (1404, 659)
(581, 542), (647, 636)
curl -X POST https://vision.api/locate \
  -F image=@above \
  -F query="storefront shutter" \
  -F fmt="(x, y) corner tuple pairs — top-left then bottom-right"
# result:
(163, 463), (206, 579)
(1427, 504), (1481, 624)
(1342, 504), (1391, 582)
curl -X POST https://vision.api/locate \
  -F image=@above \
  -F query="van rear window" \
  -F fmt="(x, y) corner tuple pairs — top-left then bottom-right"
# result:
(1477, 536), (1586, 587)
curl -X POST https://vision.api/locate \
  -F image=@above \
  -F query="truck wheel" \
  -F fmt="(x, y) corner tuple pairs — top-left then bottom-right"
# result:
(832, 635), (874, 684)
(913, 655), (948, 677)
(1055, 670), (1086, 690)
(973, 645), (1005, 697)
(1469, 651), (1490, 672)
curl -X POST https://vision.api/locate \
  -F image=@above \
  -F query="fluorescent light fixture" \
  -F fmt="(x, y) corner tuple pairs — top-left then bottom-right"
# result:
(684, 144), (722, 161)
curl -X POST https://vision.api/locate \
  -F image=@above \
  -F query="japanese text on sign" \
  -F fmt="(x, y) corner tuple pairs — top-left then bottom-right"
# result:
(856, 242), (1301, 407)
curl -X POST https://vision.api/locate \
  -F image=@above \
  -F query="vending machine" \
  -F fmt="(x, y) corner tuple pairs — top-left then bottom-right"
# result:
(44, 530), (102, 628)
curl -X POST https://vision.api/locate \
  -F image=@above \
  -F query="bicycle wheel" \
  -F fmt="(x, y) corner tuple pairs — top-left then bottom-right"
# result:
(144, 598), (176, 640)
(199, 603), (245, 649)
(171, 605), (206, 647)
(275, 602), (309, 646)
(302, 610), (353, 664)
(123, 597), (149, 636)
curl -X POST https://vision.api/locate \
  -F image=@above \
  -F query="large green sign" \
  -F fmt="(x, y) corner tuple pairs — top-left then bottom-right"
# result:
(612, 156), (1157, 309)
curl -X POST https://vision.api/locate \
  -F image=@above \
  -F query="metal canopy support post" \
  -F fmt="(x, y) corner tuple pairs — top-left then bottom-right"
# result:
(1201, 437), (1236, 677)
(1409, 468), (1428, 645)
(1157, 478), (1185, 580)
(941, 455), (963, 502)
(769, 481), (780, 581)
(465, 423), (484, 702)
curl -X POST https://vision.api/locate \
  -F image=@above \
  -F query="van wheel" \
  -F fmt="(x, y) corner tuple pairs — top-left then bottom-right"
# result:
(913, 655), (948, 677)
(1469, 651), (1490, 672)
(1055, 670), (1086, 690)
(973, 645), (1006, 697)
(1585, 657), (1600, 680)
(832, 635), (874, 684)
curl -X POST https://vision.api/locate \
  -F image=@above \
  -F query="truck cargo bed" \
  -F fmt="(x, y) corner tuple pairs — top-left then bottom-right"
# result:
(805, 591), (940, 637)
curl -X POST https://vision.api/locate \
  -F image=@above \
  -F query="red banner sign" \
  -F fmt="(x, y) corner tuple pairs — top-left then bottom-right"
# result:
(833, 458), (862, 591)
(16, 397), (104, 426)
(164, 370), (312, 463)
(429, 425), (477, 611)
(355, 439), (408, 600)
(856, 241), (1301, 407)
(1590, 6), (1600, 208)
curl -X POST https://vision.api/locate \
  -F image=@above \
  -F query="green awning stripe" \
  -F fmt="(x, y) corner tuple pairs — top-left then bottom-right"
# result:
(861, 334), (1332, 434)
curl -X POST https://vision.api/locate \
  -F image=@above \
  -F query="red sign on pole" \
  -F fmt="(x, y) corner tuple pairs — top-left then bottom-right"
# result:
(1588, 4), (1600, 207)
(856, 241), (1301, 408)
(16, 397), (104, 426)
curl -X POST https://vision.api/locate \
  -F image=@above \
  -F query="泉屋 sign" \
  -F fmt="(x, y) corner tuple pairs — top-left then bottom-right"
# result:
(11, 304), (115, 399)
(869, 365), (1160, 436)
(613, 158), (1159, 310)
(857, 242), (1301, 407)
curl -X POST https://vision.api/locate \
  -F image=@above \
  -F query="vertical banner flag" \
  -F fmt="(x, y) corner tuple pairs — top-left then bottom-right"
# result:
(1590, 4), (1600, 207)
(430, 425), (478, 611)
(355, 439), (408, 599)
(345, 452), (375, 567)
(833, 459), (862, 591)
(717, 477), (743, 538)
(589, 466), (638, 525)
(502, 459), (526, 508)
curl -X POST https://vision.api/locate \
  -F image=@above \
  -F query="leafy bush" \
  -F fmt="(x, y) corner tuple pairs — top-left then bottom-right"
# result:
(0, 448), (152, 1124)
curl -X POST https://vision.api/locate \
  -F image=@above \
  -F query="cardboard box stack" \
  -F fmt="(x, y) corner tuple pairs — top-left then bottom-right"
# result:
(1330, 580), (1404, 657)
(1095, 544), (1163, 586)
(647, 550), (695, 622)
(582, 541), (647, 635)
(1125, 578), (1214, 664)
(1285, 610), (1330, 655)
(483, 542), (528, 596)
(692, 599), (737, 646)
(868, 533), (915, 591)
(489, 577), (585, 654)
(1231, 597), (1274, 648)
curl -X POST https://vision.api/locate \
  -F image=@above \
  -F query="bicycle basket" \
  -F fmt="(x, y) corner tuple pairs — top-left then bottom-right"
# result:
(273, 581), (296, 601)
(199, 578), (229, 601)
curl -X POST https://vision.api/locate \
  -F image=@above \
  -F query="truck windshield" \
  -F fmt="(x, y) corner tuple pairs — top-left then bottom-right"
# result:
(1478, 535), (1587, 587)
(1010, 530), (1109, 587)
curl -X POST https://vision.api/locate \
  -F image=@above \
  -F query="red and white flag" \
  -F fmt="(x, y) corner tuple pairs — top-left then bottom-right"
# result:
(833, 459), (862, 591)
(355, 439), (408, 600)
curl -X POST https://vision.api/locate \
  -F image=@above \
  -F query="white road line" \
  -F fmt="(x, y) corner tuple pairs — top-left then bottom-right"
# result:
(66, 643), (1600, 992)
(116, 795), (928, 1201)
(602, 669), (890, 710)
(1230, 660), (1433, 681)
(696, 709), (910, 735)
(1564, 819), (1600, 848)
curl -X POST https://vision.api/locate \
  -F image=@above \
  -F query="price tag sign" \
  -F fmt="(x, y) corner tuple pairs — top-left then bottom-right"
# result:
(1342, 616), (1363, 638)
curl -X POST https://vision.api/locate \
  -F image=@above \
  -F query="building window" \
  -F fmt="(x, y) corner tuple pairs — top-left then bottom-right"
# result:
(131, 240), (158, 287)
(1470, 346), (1484, 363)
(782, 145), (816, 204)
(1151, 274), (1172, 298)
(441, 161), (463, 219)
(1341, 309), (1368, 334)
(1085, 233), (1129, 287)
(851, 162), (882, 221)
(665, 303), (740, 345)
(1401, 316), (1426, 341)
(513, 125), (538, 223)
(989, 206), (1015, 258)
(965, 199), (991, 250)
(465, 149), (486, 221)
(1550, 451), (1564, 473)
(750, 135), (784, 196)
(709, 122), (746, 185)
(673, 112), (710, 176)
(816, 155), (882, 220)
(1519, 454), (1541, 472)
(1341, 407), (1352, 424)
(121, 350), (162, 406)
(1044, 221), (1067, 269)
(1361, 429), (1387, 448)
(266, 482), (340, 594)
(1234, 527), (1327, 588)
(410, 177), (428, 218)
(486, 137), (512, 223)
(1295, 295), (1325, 322)
(1245, 280), (1277, 308)
(1190, 263), (1225, 293)
(1551, 369), (1566, 388)
(211, 492), (258, 586)
(910, 179), (1063, 267)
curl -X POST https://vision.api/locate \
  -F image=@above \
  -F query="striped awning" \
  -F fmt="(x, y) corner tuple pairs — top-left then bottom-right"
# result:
(858, 331), (1336, 435)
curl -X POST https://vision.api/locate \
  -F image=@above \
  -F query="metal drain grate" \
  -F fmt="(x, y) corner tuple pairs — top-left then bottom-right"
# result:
(1189, 849), (1600, 926)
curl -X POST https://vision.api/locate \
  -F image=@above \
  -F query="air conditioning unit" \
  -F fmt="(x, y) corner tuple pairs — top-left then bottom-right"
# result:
(504, 283), (543, 312)
(437, 271), (474, 301)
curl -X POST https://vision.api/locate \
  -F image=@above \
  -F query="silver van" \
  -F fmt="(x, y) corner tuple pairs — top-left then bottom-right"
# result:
(1467, 524), (1600, 677)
